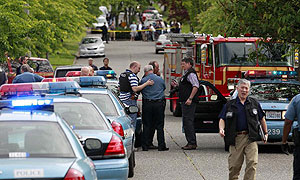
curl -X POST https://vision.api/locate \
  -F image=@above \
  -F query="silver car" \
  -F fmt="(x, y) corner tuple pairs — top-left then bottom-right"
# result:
(155, 34), (171, 54)
(79, 37), (105, 57)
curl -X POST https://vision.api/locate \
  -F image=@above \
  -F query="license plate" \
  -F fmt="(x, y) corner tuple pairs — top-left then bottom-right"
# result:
(266, 111), (281, 119)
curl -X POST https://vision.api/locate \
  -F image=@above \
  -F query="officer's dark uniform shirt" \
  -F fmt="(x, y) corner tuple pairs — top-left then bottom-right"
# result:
(219, 97), (264, 131)
(90, 64), (98, 71)
(99, 66), (112, 70)
(12, 72), (44, 83)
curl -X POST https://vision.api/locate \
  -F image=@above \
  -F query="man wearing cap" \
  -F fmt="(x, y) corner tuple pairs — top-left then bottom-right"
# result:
(88, 58), (98, 71)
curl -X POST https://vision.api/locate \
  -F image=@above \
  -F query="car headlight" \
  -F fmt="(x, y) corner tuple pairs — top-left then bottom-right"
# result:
(282, 110), (286, 119)
(79, 46), (85, 50)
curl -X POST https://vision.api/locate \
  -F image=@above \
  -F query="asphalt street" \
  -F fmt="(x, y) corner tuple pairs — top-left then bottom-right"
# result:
(75, 38), (293, 180)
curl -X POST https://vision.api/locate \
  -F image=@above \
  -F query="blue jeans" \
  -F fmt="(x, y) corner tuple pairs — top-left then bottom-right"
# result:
(122, 99), (137, 129)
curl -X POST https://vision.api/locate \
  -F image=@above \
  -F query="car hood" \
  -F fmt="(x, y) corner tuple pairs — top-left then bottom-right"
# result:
(259, 101), (289, 110)
(74, 129), (113, 143)
(0, 158), (76, 178)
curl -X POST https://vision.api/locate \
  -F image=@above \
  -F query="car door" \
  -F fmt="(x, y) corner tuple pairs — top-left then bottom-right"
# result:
(194, 81), (227, 133)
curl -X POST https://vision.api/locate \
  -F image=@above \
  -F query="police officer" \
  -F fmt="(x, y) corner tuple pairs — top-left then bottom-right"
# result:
(219, 79), (268, 180)
(119, 61), (154, 128)
(172, 57), (199, 150)
(282, 94), (300, 179)
(140, 65), (168, 151)
(13, 64), (44, 83)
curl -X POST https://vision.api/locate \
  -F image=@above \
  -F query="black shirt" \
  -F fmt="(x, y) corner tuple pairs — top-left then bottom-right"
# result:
(99, 66), (112, 70)
(90, 64), (98, 71)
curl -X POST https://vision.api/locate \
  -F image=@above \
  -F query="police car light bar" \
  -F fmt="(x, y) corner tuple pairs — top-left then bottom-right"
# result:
(245, 70), (297, 79)
(0, 81), (80, 97)
(0, 97), (54, 111)
(42, 76), (107, 86)
(95, 70), (117, 79)
(12, 99), (53, 107)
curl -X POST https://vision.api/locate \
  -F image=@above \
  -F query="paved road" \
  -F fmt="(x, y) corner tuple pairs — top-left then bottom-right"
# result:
(75, 40), (293, 180)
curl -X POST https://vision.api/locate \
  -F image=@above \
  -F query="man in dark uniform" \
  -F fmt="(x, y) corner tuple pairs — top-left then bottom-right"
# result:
(219, 79), (268, 180)
(99, 58), (112, 70)
(173, 57), (199, 150)
(140, 65), (168, 151)
(100, 22), (109, 43)
(88, 58), (98, 71)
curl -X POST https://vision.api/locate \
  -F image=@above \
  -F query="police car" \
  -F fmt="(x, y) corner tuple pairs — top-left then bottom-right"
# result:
(232, 70), (299, 142)
(0, 81), (130, 180)
(42, 76), (137, 178)
(0, 98), (97, 180)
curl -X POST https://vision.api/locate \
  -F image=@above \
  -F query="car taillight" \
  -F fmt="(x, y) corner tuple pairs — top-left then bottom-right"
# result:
(104, 135), (125, 158)
(156, 42), (162, 45)
(64, 168), (85, 180)
(111, 121), (124, 138)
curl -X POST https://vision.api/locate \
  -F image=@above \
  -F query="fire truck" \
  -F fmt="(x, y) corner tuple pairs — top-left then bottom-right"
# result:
(164, 34), (297, 117)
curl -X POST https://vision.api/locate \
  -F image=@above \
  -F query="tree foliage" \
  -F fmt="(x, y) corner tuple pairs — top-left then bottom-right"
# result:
(0, 0), (92, 61)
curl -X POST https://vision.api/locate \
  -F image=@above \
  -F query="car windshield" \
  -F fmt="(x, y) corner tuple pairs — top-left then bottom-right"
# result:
(250, 83), (300, 101)
(0, 121), (75, 158)
(82, 94), (119, 116)
(54, 102), (109, 130)
(216, 42), (256, 66)
(28, 60), (53, 72)
(82, 38), (101, 44)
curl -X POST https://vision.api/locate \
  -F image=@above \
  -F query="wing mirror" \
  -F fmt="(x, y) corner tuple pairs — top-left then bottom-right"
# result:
(83, 138), (103, 159)
(125, 105), (139, 114)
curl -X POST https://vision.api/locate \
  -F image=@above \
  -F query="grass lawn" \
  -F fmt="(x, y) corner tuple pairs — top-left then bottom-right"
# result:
(49, 32), (86, 69)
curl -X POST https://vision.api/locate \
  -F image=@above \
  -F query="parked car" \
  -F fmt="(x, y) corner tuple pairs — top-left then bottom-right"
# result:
(54, 65), (85, 77)
(2, 57), (54, 83)
(0, 99), (97, 180)
(155, 34), (172, 54)
(79, 36), (105, 57)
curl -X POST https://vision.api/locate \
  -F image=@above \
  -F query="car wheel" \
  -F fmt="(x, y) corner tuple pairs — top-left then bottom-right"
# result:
(128, 151), (135, 178)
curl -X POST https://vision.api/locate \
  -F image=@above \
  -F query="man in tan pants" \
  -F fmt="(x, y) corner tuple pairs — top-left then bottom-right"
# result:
(219, 79), (268, 180)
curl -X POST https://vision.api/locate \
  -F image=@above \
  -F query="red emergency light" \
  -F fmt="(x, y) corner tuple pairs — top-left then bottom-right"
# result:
(245, 70), (297, 79)
(66, 71), (81, 77)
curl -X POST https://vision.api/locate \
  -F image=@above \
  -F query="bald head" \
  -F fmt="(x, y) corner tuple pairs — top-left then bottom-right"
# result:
(81, 66), (90, 76)
(129, 61), (141, 74)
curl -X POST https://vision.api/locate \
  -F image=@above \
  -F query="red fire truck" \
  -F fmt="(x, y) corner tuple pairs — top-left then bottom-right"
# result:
(164, 34), (298, 116)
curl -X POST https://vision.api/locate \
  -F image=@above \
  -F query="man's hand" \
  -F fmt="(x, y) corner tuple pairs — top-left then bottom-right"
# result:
(185, 99), (192, 105)
(281, 143), (290, 155)
(146, 79), (154, 86)
(263, 134), (268, 144)
(219, 129), (225, 137)
(171, 79), (178, 87)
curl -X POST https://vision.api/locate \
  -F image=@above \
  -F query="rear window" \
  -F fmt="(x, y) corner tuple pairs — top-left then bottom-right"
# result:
(0, 121), (75, 158)
(55, 68), (82, 77)
(27, 60), (53, 73)
(82, 93), (119, 116)
(54, 102), (109, 130)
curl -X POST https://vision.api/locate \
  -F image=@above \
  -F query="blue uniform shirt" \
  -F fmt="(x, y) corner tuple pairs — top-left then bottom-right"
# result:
(219, 97), (264, 131)
(285, 94), (300, 131)
(140, 73), (165, 100)
(13, 72), (44, 83)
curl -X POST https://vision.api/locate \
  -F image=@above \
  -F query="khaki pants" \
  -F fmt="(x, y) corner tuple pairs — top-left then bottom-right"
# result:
(228, 134), (258, 180)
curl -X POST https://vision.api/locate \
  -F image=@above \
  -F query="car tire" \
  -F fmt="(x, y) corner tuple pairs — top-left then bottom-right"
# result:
(128, 151), (135, 178)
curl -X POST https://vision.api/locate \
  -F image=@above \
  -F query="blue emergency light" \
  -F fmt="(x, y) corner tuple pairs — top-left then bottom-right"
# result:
(11, 99), (53, 107)
(0, 81), (80, 98)
(78, 76), (107, 86)
(95, 70), (117, 79)
(245, 70), (298, 79)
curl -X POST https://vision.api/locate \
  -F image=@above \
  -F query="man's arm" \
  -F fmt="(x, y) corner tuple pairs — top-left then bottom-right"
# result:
(132, 79), (154, 92)
(185, 86), (198, 105)
(219, 118), (225, 137)
(282, 119), (293, 144)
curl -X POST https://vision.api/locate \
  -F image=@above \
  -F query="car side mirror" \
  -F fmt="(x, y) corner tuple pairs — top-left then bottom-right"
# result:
(83, 138), (103, 159)
(125, 106), (139, 114)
